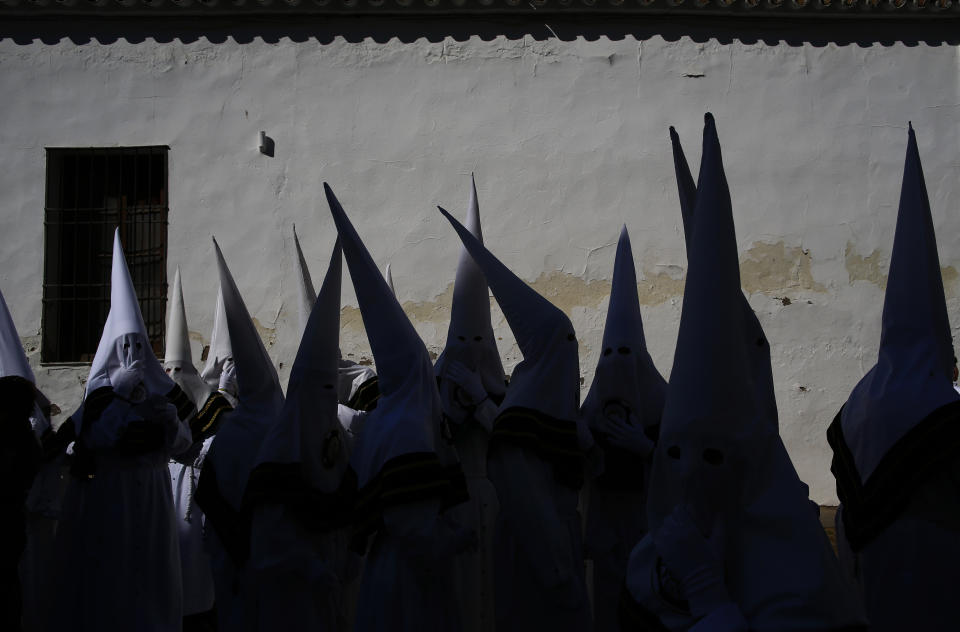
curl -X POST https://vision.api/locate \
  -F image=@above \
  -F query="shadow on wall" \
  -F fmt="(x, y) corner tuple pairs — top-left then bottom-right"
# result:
(1, 15), (959, 47)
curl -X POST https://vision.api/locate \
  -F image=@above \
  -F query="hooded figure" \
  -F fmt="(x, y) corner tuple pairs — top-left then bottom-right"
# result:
(621, 116), (866, 632)
(164, 267), (230, 626)
(435, 176), (506, 632)
(438, 204), (590, 632)
(200, 285), (239, 408)
(580, 226), (666, 632)
(194, 238), (286, 632)
(827, 125), (960, 631)
(0, 288), (48, 632)
(294, 224), (377, 410)
(325, 183), (473, 632)
(244, 239), (359, 631)
(50, 229), (192, 632)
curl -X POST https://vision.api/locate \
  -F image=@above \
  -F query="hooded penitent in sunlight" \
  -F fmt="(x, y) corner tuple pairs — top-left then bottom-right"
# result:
(828, 124), (960, 632)
(435, 175), (506, 632)
(621, 115), (867, 631)
(164, 267), (229, 628)
(326, 183), (473, 632)
(49, 229), (193, 632)
(438, 202), (591, 632)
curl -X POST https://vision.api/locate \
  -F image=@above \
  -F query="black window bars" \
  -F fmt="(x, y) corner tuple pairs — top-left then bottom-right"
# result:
(42, 147), (169, 363)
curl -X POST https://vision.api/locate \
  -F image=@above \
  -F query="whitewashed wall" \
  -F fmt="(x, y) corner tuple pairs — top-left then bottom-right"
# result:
(1, 27), (958, 503)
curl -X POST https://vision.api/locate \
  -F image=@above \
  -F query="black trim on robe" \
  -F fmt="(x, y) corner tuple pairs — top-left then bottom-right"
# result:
(194, 460), (251, 566)
(489, 406), (585, 490)
(243, 461), (357, 533)
(827, 399), (960, 552)
(346, 375), (381, 412)
(68, 386), (116, 478)
(350, 451), (469, 554)
(165, 383), (195, 423)
(190, 392), (232, 444)
(593, 423), (660, 492)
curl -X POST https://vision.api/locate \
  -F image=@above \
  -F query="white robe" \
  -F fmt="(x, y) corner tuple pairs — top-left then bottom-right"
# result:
(449, 400), (500, 632)
(169, 436), (215, 617)
(20, 451), (68, 632)
(250, 503), (355, 632)
(49, 394), (192, 632)
(488, 444), (591, 632)
(837, 458), (960, 632)
(353, 499), (462, 632)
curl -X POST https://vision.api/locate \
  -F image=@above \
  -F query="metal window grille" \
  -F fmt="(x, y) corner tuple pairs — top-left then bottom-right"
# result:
(42, 147), (169, 363)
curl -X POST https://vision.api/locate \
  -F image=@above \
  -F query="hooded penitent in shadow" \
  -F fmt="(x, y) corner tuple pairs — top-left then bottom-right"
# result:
(0, 286), (56, 632)
(828, 124), (960, 632)
(438, 204), (590, 632)
(194, 237), (286, 632)
(435, 175), (505, 632)
(293, 224), (377, 409)
(245, 239), (359, 631)
(50, 229), (192, 632)
(621, 115), (867, 631)
(580, 226), (666, 632)
(326, 183), (472, 632)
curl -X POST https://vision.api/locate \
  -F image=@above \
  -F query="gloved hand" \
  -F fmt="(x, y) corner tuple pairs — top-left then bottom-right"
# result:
(112, 365), (145, 401)
(446, 361), (487, 405)
(597, 411), (654, 457)
(654, 505), (731, 618)
(219, 359), (238, 397)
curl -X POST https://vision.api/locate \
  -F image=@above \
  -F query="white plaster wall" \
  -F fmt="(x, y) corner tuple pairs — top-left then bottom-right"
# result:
(1, 29), (958, 503)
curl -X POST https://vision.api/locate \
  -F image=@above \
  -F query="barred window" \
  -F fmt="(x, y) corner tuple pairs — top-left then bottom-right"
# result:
(43, 147), (169, 363)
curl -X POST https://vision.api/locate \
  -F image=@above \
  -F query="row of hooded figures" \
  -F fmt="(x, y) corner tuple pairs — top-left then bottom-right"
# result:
(4, 114), (957, 632)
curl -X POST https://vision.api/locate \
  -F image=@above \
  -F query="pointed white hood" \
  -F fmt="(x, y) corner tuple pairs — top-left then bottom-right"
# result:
(438, 206), (580, 423)
(839, 124), (958, 483)
(255, 240), (349, 492)
(644, 115), (865, 630)
(292, 224), (317, 336)
(670, 126), (779, 434)
(200, 286), (233, 390)
(164, 267), (211, 408)
(0, 286), (49, 437)
(581, 226), (666, 432)
(82, 229), (172, 427)
(0, 287), (34, 383)
(325, 183), (443, 487)
(435, 175), (506, 419)
(203, 238), (285, 510)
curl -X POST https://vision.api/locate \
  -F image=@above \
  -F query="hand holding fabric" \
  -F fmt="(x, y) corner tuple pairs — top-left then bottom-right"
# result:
(218, 358), (238, 395)
(446, 361), (487, 404)
(112, 365), (145, 400)
(598, 411), (654, 457)
(654, 505), (732, 619)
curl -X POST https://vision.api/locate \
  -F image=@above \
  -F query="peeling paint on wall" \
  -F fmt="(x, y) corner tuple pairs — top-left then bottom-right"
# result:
(741, 241), (826, 295)
(845, 242), (887, 289)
